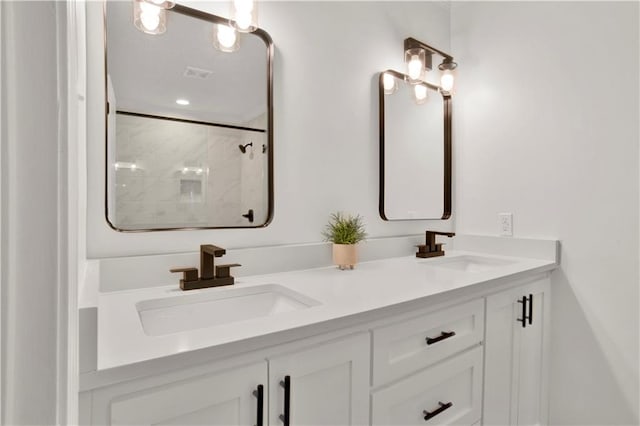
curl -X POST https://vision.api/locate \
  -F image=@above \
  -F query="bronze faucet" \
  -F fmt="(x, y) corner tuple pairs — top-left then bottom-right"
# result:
(416, 231), (456, 258)
(171, 244), (241, 290)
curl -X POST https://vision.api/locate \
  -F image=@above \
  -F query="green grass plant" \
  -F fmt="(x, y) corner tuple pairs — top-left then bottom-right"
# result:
(322, 212), (367, 245)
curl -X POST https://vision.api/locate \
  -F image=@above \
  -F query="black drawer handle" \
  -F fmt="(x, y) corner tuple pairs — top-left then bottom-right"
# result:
(252, 384), (263, 426)
(279, 376), (290, 426)
(426, 331), (456, 345)
(528, 293), (533, 325)
(517, 296), (528, 328)
(423, 401), (453, 421)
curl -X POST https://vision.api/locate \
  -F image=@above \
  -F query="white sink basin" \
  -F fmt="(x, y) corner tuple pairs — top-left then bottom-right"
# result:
(137, 284), (320, 336)
(423, 255), (518, 273)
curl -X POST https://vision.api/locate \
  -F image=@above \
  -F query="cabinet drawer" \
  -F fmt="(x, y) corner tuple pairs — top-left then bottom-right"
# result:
(371, 346), (483, 426)
(372, 298), (484, 386)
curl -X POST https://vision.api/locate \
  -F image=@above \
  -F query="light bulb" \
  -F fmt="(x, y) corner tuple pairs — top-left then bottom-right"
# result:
(440, 70), (455, 92)
(214, 24), (239, 52)
(407, 56), (423, 81)
(176, 99), (190, 106)
(133, 0), (166, 35)
(382, 73), (397, 95)
(140, 11), (160, 31)
(230, 0), (258, 32)
(234, 0), (254, 13)
(414, 84), (428, 104)
(217, 26), (236, 47)
(235, 12), (252, 31)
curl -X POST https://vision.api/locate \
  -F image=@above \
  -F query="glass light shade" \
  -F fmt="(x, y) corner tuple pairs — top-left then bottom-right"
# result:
(141, 0), (175, 9)
(405, 48), (425, 84)
(413, 84), (428, 105)
(440, 69), (455, 92)
(133, 0), (166, 35)
(213, 24), (240, 53)
(382, 72), (398, 95)
(230, 0), (258, 33)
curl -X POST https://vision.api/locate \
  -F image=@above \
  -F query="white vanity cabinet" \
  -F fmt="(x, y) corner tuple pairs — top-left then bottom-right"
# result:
(91, 361), (267, 426)
(82, 274), (553, 426)
(87, 333), (370, 426)
(483, 278), (550, 426)
(268, 332), (370, 425)
(371, 346), (483, 425)
(370, 298), (485, 426)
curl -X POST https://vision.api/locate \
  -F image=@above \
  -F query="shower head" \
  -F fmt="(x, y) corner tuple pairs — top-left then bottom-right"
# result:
(239, 142), (253, 153)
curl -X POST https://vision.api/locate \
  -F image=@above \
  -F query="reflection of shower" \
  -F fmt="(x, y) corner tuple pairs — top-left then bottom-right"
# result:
(239, 142), (253, 153)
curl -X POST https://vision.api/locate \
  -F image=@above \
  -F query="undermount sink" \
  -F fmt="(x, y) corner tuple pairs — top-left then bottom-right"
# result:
(137, 284), (320, 336)
(423, 255), (518, 273)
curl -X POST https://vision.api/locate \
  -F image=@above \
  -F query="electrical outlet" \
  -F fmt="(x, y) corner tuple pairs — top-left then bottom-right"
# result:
(499, 213), (513, 236)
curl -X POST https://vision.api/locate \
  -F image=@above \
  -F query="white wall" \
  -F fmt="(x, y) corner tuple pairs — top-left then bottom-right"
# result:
(86, 1), (454, 258)
(1, 2), (66, 424)
(451, 2), (639, 424)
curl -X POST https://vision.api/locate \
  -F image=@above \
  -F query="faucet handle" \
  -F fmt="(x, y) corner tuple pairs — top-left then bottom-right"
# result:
(170, 267), (199, 283)
(215, 263), (241, 279)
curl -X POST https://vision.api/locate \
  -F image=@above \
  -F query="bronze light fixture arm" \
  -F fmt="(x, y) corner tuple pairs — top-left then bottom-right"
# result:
(404, 37), (454, 63)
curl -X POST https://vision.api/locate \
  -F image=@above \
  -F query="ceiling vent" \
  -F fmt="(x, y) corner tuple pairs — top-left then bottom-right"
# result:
(183, 66), (214, 79)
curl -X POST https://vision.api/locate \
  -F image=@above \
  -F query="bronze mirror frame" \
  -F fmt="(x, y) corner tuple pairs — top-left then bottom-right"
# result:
(103, 3), (274, 232)
(378, 69), (451, 221)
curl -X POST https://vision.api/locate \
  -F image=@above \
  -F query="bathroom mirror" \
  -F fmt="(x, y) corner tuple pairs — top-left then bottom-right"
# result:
(379, 70), (451, 220)
(105, 2), (273, 231)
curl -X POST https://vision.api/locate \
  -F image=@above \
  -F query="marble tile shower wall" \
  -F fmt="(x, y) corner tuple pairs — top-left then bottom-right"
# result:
(113, 114), (266, 228)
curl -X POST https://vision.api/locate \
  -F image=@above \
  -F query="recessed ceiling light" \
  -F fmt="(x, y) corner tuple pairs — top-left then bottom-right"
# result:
(176, 99), (190, 106)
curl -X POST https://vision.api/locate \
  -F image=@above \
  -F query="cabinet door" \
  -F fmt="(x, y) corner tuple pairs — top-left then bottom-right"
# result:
(268, 333), (370, 426)
(99, 361), (267, 426)
(483, 279), (550, 426)
(372, 346), (483, 426)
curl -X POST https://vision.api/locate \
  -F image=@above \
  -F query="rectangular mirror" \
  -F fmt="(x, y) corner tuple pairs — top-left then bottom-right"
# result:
(105, 2), (273, 231)
(379, 70), (451, 220)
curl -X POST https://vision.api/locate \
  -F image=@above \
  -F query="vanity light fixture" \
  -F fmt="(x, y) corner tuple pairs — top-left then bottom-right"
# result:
(133, 0), (167, 35)
(382, 72), (398, 95)
(413, 83), (428, 104)
(230, 0), (258, 33)
(438, 58), (457, 93)
(213, 24), (240, 53)
(405, 47), (426, 84)
(404, 37), (458, 93)
(175, 98), (190, 106)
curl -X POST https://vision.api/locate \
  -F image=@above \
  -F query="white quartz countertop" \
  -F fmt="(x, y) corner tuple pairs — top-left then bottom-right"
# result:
(96, 250), (556, 371)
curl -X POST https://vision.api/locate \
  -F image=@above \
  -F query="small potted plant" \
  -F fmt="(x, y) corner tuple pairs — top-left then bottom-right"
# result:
(322, 212), (367, 270)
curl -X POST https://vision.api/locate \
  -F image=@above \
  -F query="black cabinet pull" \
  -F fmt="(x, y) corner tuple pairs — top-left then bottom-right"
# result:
(426, 331), (456, 345)
(279, 376), (290, 426)
(252, 384), (264, 426)
(517, 296), (528, 328)
(528, 294), (533, 325)
(423, 401), (453, 421)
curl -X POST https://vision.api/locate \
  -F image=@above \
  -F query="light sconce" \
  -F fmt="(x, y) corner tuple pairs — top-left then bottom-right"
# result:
(230, 0), (258, 33)
(413, 83), (428, 105)
(213, 24), (240, 52)
(382, 72), (398, 95)
(404, 37), (458, 93)
(133, 0), (167, 35)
